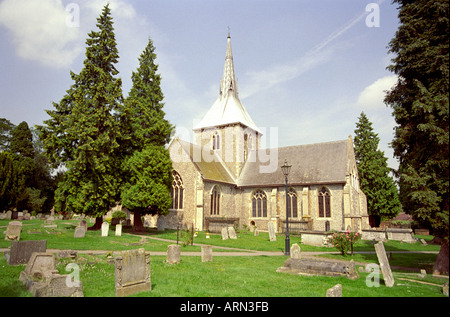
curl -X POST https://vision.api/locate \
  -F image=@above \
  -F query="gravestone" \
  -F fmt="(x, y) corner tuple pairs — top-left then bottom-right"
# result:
(254, 229), (259, 236)
(221, 227), (229, 240)
(268, 222), (276, 241)
(6, 210), (12, 220)
(227, 226), (237, 239)
(4, 240), (47, 265)
(4, 221), (22, 241)
(115, 224), (122, 236)
(19, 252), (58, 283)
(74, 226), (86, 238)
(201, 245), (213, 263)
(326, 284), (342, 297)
(374, 241), (395, 287)
(101, 222), (109, 237)
(42, 219), (57, 228)
(290, 243), (301, 259)
(167, 244), (181, 264)
(277, 258), (359, 280)
(114, 248), (151, 297)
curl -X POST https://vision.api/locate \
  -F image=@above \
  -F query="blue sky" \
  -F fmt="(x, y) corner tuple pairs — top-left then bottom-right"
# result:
(0, 0), (400, 169)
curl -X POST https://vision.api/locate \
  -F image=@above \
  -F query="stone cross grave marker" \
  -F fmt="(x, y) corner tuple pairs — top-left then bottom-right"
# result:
(268, 222), (276, 241)
(101, 222), (109, 237)
(115, 224), (122, 236)
(201, 245), (213, 262)
(4, 221), (23, 241)
(290, 243), (301, 259)
(374, 241), (395, 287)
(114, 248), (151, 297)
(221, 227), (229, 240)
(167, 244), (181, 264)
(227, 226), (237, 239)
(5, 240), (47, 265)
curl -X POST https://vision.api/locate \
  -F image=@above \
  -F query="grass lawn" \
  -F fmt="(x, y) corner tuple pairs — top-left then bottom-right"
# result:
(0, 219), (447, 297)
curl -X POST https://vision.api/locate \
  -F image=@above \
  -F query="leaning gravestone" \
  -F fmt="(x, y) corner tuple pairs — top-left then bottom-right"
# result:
(115, 224), (122, 237)
(101, 222), (109, 237)
(221, 227), (229, 240)
(374, 241), (395, 287)
(201, 245), (213, 263)
(167, 244), (181, 264)
(114, 248), (151, 297)
(5, 240), (47, 265)
(228, 226), (237, 239)
(4, 221), (22, 241)
(268, 222), (276, 241)
(74, 226), (86, 238)
(326, 284), (342, 297)
(290, 243), (301, 259)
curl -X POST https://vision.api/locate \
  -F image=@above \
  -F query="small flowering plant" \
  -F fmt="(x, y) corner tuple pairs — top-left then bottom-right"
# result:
(328, 231), (361, 256)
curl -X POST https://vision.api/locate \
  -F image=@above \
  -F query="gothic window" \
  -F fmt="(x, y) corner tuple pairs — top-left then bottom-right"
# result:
(318, 187), (331, 218)
(212, 132), (220, 150)
(171, 171), (184, 210)
(252, 190), (267, 218)
(287, 188), (298, 218)
(210, 185), (221, 215)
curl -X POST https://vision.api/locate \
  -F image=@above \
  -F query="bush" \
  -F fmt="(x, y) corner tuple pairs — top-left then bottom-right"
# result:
(112, 210), (127, 220)
(328, 231), (361, 256)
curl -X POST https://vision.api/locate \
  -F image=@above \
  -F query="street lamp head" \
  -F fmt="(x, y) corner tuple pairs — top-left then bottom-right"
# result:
(281, 159), (292, 177)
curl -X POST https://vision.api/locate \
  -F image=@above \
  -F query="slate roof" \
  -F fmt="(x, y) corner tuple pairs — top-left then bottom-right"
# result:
(238, 140), (350, 187)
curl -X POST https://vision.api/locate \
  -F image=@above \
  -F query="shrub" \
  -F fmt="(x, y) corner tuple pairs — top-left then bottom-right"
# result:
(112, 210), (127, 220)
(328, 231), (361, 256)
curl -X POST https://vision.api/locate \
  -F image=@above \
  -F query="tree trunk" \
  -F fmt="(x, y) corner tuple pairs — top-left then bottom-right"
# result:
(133, 210), (145, 232)
(433, 240), (449, 275)
(88, 217), (103, 231)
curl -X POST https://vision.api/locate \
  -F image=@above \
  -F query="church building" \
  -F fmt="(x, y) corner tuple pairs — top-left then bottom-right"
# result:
(163, 34), (369, 237)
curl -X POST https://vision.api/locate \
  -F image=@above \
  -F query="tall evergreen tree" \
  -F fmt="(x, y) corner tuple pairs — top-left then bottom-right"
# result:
(39, 5), (123, 228)
(0, 152), (21, 211)
(384, 0), (449, 274)
(0, 118), (14, 152)
(10, 121), (34, 158)
(353, 112), (402, 226)
(118, 39), (174, 231)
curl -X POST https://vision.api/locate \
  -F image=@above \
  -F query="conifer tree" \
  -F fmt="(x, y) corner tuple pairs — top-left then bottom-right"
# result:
(118, 39), (174, 232)
(384, 0), (448, 274)
(39, 5), (123, 228)
(0, 152), (21, 211)
(353, 112), (402, 226)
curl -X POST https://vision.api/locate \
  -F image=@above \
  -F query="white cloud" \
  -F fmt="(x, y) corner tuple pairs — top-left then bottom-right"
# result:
(0, 0), (83, 68)
(357, 75), (398, 110)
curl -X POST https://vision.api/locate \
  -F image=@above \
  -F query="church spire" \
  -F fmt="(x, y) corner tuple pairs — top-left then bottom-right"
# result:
(220, 33), (238, 99)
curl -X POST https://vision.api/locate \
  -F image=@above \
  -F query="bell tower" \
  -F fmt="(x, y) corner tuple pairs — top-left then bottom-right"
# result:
(193, 33), (261, 178)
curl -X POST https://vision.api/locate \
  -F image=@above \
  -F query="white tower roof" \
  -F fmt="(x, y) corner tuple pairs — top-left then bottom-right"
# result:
(193, 34), (262, 134)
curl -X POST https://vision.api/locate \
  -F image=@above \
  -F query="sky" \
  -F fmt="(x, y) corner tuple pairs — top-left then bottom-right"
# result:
(0, 0), (401, 170)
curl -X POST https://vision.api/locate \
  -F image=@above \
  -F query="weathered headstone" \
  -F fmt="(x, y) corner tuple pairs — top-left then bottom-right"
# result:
(31, 273), (84, 297)
(254, 229), (259, 236)
(418, 269), (427, 279)
(167, 244), (181, 264)
(74, 226), (86, 238)
(42, 219), (57, 228)
(101, 222), (109, 237)
(4, 240), (47, 265)
(277, 258), (359, 280)
(4, 221), (22, 241)
(115, 224), (122, 236)
(228, 226), (237, 239)
(78, 220), (87, 231)
(221, 227), (229, 240)
(326, 284), (342, 297)
(19, 252), (58, 283)
(374, 241), (395, 287)
(114, 248), (151, 297)
(201, 245), (213, 263)
(268, 222), (276, 241)
(290, 243), (301, 259)
(6, 210), (12, 220)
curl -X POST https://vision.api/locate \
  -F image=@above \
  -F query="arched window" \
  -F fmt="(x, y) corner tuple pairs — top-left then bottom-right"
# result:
(252, 190), (267, 218)
(212, 132), (220, 150)
(318, 187), (331, 217)
(287, 188), (298, 218)
(210, 185), (221, 215)
(171, 171), (184, 210)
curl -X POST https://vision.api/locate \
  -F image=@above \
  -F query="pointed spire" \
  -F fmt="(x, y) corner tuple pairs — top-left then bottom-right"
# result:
(220, 32), (238, 99)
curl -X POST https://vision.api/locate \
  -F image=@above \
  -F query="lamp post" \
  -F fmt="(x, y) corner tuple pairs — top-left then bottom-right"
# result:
(281, 160), (292, 256)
